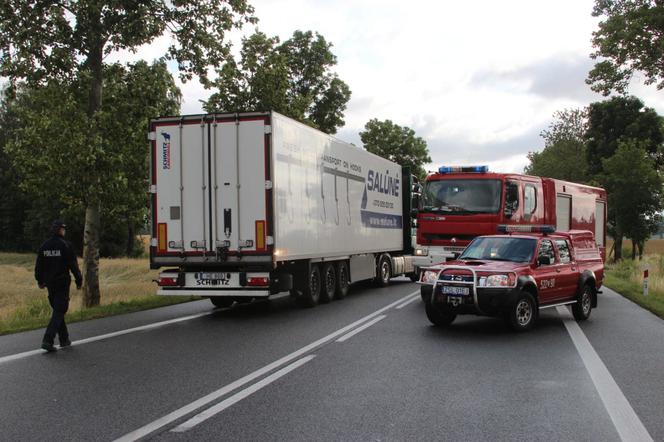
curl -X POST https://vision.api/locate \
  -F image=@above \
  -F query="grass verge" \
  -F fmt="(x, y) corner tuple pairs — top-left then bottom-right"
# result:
(0, 252), (196, 336)
(604, 255), (664, 320)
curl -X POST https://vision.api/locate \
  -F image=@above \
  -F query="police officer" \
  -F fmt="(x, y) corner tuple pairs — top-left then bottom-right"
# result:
(34, 220), (82, 352)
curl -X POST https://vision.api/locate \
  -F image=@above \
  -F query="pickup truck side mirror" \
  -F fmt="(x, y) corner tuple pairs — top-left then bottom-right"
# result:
(537, 256), (551, 266)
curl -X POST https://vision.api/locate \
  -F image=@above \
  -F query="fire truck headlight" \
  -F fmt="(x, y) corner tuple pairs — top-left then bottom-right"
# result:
(415, 246), (428, 256)
(421, 269), (440, 284)
(480, 274), (511, 287)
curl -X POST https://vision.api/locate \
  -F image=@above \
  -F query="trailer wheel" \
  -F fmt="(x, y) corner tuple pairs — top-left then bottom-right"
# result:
(320, 263), (336, 303)
(335, 261), (350, 299)
(209, 297), (234, 308)
(297, 264), (321, 308)
(375, 255), (392, 287)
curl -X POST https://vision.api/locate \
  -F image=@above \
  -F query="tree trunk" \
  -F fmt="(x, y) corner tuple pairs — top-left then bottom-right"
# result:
(638, 240), (644, 260)
(631, 239), (636, 260)
(82, 204), (101, 307)
(82, 20), (105, 307)
(126, 218), (134, 257)
(614, 233), (623, 262)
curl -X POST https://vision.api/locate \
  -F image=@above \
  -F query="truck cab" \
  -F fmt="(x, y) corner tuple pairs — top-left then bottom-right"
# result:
(419, 226), (604, 331)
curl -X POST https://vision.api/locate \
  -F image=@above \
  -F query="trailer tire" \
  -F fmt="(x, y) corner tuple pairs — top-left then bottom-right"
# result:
(335, 261), (350, 299)
(375, 255), (392, 287)
(209, 297), (234, 308)
(320, 263), (336, 303)
(297, 264), (321, 308)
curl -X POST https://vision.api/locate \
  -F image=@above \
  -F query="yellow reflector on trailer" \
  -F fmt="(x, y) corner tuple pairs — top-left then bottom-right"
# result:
(256, 221), (266, 251)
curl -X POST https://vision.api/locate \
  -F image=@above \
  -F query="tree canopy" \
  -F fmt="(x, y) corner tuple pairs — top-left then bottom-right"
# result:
(359, 119), (431, 180)
(585, 96), (664, 176)
(205, 30), (351, 134)
(600, 140), (663, 258)
(2, 60), (181, 256)
(525, 109), (589, 182)
(0, 0), (255, 306)
(588, 0), (664, 95)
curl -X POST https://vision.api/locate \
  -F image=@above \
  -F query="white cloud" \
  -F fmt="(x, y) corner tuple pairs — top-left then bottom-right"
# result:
(100, 0), (664, 173)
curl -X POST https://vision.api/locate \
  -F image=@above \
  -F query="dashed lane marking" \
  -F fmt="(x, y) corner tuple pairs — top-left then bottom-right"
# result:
(114, 289), (419, 441)
(171, 355), (316, 433)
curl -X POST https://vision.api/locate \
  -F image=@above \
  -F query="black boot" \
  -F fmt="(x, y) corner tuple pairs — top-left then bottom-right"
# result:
(60, 338), (71, 347)
(41, 341), (57, 352)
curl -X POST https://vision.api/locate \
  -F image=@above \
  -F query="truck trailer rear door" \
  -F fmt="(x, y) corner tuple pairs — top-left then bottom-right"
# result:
(151, 114), (271, 261)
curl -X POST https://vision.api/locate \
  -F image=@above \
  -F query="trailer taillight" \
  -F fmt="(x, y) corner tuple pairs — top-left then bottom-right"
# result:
(255, 220), (266, 251)
(158, 274), (179, 287)
(158, 223), (168, 252)
(247, 276), (269, 287)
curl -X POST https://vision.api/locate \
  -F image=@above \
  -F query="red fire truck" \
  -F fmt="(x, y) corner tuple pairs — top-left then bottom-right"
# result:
(412, 166), (607, 273)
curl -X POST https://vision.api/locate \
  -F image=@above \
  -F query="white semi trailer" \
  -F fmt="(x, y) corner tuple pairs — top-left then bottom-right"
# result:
(150, 111), (416, 307)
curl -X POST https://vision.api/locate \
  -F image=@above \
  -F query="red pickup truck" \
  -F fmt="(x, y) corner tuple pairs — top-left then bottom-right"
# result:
(418, 227), (604, 331)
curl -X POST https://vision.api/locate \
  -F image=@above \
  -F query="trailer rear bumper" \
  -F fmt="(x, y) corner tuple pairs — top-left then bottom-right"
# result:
(158, 288), (270, 297)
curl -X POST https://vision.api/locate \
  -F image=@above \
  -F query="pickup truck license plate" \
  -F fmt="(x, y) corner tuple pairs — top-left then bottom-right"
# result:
(442, 285), (470, 296)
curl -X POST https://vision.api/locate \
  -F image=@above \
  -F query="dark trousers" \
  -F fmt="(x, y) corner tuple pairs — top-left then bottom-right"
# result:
(43, 279), (70, 345)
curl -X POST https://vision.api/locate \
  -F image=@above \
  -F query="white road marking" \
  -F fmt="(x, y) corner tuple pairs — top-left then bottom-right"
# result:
(556, 306), (654, 442)
(0, 311), (213, 366)
(171, 355), (316, 433)
(114, 289), (420, 441)
(395, 293), (420, 309)
(336, 315), (387, 342)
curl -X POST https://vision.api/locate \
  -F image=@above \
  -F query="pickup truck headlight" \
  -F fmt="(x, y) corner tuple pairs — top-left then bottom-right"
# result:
(415, 246), (429, 256)
(478, 274), (512, 287)
(421, 269), (440, 284)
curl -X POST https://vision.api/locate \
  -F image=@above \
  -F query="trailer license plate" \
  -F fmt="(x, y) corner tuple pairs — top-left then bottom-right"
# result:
(197, 272), (231, 281)
(442, 286), (470, 296)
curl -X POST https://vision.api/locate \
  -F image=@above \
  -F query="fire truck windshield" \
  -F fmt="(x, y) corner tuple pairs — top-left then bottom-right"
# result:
(459, 237), (536, 262)
(422, 179), (502, 214)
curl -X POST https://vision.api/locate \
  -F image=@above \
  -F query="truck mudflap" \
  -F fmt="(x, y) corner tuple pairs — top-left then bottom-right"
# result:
(156, 271), (271, 297)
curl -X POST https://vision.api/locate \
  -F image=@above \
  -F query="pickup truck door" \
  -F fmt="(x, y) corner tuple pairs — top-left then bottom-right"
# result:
(534, 239), (561, 304)
(553, 239), (578, 301)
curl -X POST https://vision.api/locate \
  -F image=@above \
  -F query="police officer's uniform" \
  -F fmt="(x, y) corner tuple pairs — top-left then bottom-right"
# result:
(34, 220), (82, 351)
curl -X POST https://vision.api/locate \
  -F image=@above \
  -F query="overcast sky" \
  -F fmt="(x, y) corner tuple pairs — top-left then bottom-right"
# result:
(115, 0), (664, 174)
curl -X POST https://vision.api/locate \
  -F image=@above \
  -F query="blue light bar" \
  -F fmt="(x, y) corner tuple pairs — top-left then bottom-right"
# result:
(438, 165), (489, 174)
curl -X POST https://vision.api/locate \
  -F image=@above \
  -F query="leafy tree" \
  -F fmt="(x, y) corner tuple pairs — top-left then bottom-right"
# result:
(0, 1), (255, 307)
(205, 30), (351, 134)
(600, 140), (664, 260)
(588, 0), (664, 95)
(585, 96), (663, 176)
(359, 119), (431, 180)
(525, 109), (589, 182)
(5, 60), (181, 302)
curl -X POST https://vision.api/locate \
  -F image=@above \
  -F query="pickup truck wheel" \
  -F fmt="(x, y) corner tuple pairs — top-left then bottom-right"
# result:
(209, 297), (234, 308)
(375, 255), (392, 287)
(335, 261), (350, 299)
(297, 265), (321, 308)
(425, 300), (456, 327)
(421, 285), (432, 302)
(506, 292), (537, 332)
(320, 263), (336, 303)
(572, 284), (593, 321)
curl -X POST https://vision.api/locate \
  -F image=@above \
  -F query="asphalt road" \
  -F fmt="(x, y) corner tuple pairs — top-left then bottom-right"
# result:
(0, 279), (662, 441)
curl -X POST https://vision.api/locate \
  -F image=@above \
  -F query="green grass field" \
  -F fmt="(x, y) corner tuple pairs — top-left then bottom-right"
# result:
(0, 252), (193, 335)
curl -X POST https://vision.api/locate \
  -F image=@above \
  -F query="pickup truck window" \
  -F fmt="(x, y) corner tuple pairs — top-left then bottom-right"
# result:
(422, 179), (502, 214)
(555, 239), (571, 263)
(538, 240), (556, 265)
(459, 237), (536, 263)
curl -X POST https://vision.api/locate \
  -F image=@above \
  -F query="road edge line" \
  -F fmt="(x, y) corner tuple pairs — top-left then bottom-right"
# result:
(556, 306), (653, 442)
